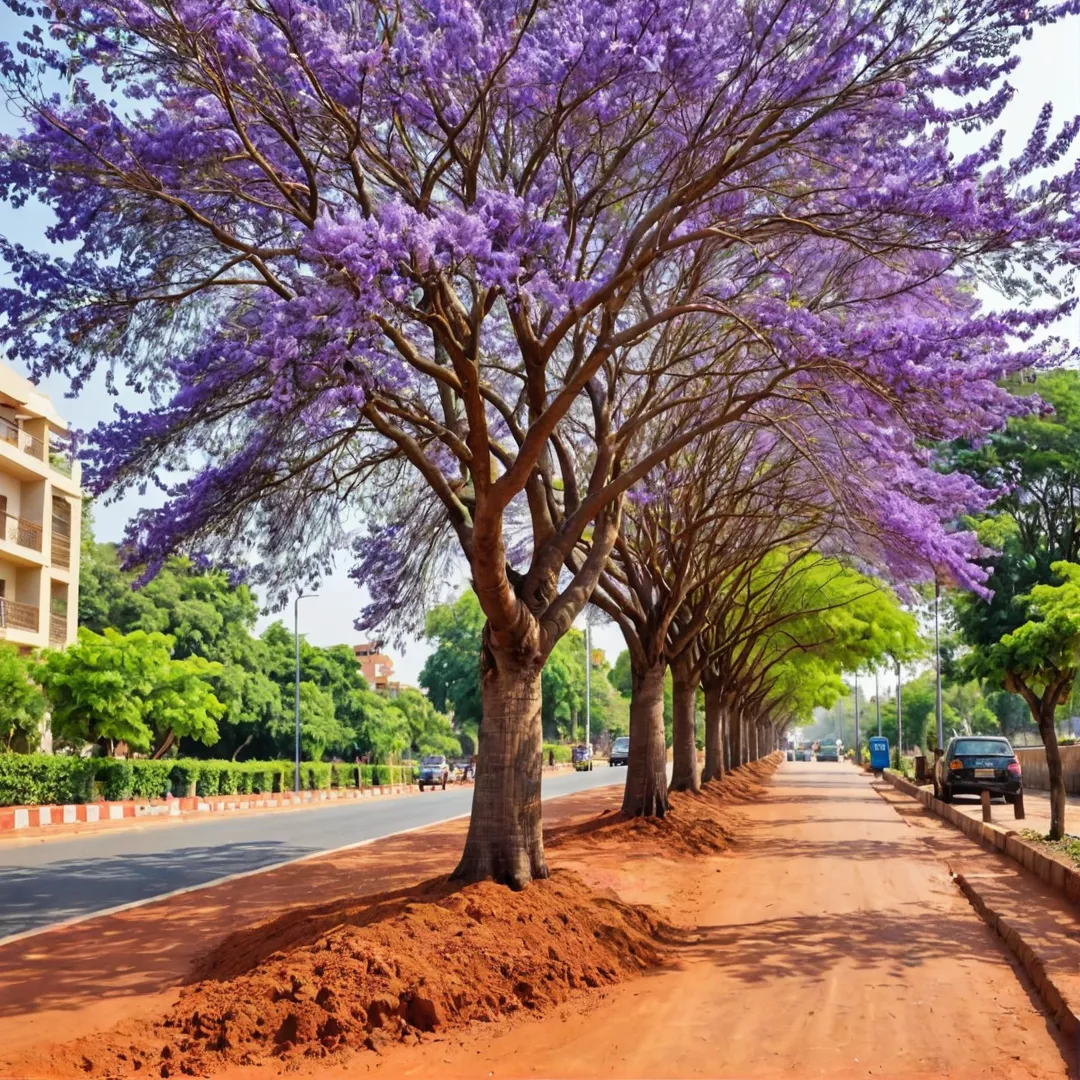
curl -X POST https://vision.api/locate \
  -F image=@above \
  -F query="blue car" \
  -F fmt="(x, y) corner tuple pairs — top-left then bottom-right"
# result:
(418, 755), (449, 791)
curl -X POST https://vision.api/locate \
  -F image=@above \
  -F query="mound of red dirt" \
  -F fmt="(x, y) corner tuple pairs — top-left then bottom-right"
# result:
(547, 752), (782, 856)
(72, 870), (667, 1078)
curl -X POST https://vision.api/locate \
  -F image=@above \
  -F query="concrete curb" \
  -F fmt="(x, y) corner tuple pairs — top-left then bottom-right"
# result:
(953, 871), (1080, 1068)
(0, 784), (411, 834)
(880, 770), (1080, 904)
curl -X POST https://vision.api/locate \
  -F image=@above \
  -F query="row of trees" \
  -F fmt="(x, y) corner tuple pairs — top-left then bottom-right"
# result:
(3, 0), (1078, 883)
(0, 524), (461, 764)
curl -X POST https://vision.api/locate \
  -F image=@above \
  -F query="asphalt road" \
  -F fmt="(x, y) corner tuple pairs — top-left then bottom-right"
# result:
(0, 766), (626, 940)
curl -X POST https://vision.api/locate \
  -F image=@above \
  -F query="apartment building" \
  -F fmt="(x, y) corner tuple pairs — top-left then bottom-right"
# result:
(353, 640), (395, 690)
(0, 363), (81, 652)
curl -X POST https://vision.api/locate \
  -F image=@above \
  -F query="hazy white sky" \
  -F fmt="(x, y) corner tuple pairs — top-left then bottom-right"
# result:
(0, 12), (1078, 684)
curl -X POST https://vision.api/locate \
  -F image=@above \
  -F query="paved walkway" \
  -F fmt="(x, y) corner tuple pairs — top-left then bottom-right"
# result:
(931, 783), (1080, 836)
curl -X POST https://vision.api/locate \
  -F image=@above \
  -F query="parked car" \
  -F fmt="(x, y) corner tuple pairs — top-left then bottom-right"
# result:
(418, 755), (449, 791)
(609, 736), (630, 767)
(572, 744), (594, 772)
(816, 744), (839, 762)
(934, 736), (1022, 804)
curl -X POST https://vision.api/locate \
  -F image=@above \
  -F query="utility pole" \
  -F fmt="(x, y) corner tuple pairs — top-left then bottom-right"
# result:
(584, 613), (591, 748)
(934, 576), (944, 754)
(896, 658), (903, 768)
(294, 593), (317, 793)
(853, 671), (860, 764)
(876, 669), (882, 736)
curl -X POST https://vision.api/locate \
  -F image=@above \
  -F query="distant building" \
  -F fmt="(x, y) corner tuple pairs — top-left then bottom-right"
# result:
(0, 362), (81, 652)
(353, 640), (395, 690)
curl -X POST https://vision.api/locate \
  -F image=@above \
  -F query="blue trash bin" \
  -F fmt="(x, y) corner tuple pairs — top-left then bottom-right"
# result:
(869, 737), (890, 774)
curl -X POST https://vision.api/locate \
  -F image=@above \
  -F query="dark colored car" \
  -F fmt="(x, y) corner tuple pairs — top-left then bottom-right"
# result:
(418, 755), (449, 791)
(934, 736), (1022, 803)
(816, 744), (839, 762)
(609, 736), (630, 767)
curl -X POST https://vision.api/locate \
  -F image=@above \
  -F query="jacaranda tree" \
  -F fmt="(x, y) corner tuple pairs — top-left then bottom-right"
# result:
(2, 0), (1077, 885)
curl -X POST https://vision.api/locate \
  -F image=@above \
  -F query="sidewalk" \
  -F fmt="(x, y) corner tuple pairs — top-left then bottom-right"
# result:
(876, 779), (1080, 1059)
(921, 781), (1080, 836)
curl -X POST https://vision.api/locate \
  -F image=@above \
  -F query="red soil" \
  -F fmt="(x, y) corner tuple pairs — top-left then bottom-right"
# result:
(8, 760), (782, 1080)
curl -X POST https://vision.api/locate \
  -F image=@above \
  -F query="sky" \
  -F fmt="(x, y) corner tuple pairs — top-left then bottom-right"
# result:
(0, 10), (1078, 685)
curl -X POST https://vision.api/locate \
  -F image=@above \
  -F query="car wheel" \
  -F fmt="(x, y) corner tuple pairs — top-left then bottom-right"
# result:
(940, 784), (952, 803)
(419, 782), (424, 792)
(1004, 793), (1017, 805)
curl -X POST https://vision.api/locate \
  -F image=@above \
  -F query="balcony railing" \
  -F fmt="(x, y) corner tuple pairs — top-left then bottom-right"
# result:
(49, 612), (67, 645)
(0, 599), (40, 633)
(0, 419), (69, 471)
(1, 512), (43, 553)
(52, 530), (71, 569)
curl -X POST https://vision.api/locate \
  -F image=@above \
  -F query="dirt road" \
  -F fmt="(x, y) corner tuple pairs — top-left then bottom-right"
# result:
(376, 760), (1071, 1080)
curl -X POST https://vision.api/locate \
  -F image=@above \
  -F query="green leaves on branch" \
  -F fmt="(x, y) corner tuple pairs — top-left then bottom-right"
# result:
(37, 628), (225, 756)
(0, 644), (46, 752)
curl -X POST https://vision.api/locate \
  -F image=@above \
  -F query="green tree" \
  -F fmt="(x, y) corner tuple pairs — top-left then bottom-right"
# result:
(419, 591), (485, 753)
(270, 681), (349, 760)
(968, 562), (1080, 837)
(80, 516), (283, 758)
(0, 645), (46, 752)
(947, 371), (1080, 837)
(39, 628), (225, 756)
(389, 688), (461, 758)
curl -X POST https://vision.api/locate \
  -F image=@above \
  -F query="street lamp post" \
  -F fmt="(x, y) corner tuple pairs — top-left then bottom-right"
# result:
(934, 576), (944, 754)
(853, 671), (860, 764)
(584, 614), (591, 748)
(896, 658), (903, 768)
(294, 593), (317, 793)
(875, 670), (882, 736)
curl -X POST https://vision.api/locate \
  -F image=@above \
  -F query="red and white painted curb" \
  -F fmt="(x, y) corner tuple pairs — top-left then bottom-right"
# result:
(0, 784), (417, 835)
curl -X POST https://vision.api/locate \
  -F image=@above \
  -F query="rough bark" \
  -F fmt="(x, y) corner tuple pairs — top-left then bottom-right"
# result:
(702, 680), (725, 783)
(730, 704), (743, 768)
(452, 650), (547, 888)
(1040, 703), (1067, 841)
(622, 659), (669, 817)
(669, 658), (700, 793)
(1007, 668), (1072, 843)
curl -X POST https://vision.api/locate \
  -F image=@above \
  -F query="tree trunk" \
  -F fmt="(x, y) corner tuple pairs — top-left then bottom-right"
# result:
(1037, 698), (1067, 841)
(622, 659), (669, 817)
(669, 659), (700, 793)
(151, 730), (175, 760)
(730, 704), (743, 769)
(452, 652), (547, 888)
(702, 681), (725, 783)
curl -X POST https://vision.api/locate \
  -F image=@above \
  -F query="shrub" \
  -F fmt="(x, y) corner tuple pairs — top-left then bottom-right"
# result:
(97, 759), (134, 801)
(169, 759), (202, 797)
(302, 761), (332, 790)
(542, 743), (573, 764)
(130, 760), (173, 799)
(0, 754), (96, 806)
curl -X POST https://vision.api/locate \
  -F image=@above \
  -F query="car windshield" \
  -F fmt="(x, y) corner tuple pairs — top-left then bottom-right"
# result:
(612, 738), (630, 752)
(422, 756), (445, 766)
(952, 739), (1011, 757)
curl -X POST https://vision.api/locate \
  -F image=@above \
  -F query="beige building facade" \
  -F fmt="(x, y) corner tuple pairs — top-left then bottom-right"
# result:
(0, 363), (81, 652)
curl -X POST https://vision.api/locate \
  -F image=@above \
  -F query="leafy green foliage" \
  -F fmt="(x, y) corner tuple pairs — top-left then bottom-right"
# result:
(0, 644), (46, 752)
(38, 628), (225, 755)
(419, 590), (484, 752)
(0, 754), (96, 806)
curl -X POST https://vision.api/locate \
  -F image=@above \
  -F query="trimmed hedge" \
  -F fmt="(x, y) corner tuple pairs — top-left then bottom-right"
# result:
(0, 754), (96, 806)
(1, 755), (425, 807)
(542, 743), (574, 764)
